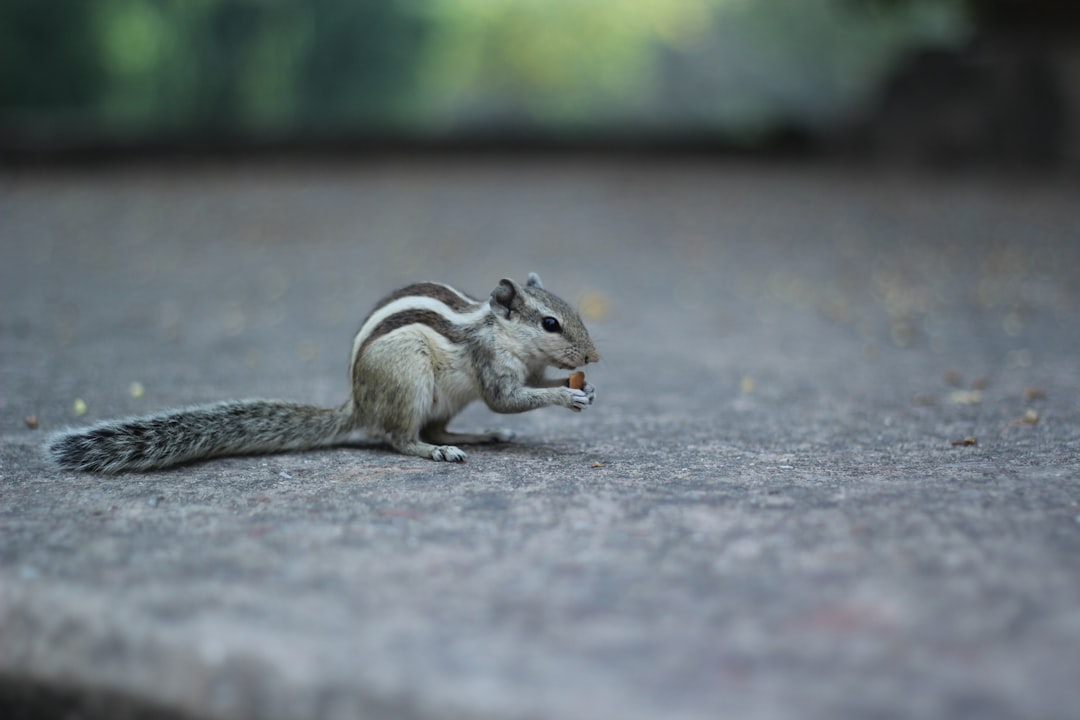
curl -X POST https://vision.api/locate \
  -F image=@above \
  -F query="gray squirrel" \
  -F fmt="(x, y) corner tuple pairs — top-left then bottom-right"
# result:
(48, 273), (599, 472)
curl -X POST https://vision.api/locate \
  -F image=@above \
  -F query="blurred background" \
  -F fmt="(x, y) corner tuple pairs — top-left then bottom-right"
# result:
(2, 0), (1078, 169)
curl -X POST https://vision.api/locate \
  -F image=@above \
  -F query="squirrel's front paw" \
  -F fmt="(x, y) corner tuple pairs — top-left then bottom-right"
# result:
(561, 387), (592, 412)
(582, 382), (596, 405)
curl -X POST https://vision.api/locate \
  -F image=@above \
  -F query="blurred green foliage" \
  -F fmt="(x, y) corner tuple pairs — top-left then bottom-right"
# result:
(415, 0), (966, 138)
(0, 0), (968, 146)
(0, 0), (428, 142)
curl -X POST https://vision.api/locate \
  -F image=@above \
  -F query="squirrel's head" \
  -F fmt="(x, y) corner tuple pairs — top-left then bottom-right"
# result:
(489, 272), (600, 370)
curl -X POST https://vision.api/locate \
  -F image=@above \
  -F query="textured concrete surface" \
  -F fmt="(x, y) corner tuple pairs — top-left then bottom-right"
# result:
(2, 159), (1079, 720)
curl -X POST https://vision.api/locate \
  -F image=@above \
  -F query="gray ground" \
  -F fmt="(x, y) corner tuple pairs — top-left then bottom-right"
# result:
(1, 159), (1079, 720)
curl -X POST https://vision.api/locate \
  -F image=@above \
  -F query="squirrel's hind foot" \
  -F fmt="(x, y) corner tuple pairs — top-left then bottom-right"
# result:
(432, 445), (467, 462)
(391, 438), (467, 462)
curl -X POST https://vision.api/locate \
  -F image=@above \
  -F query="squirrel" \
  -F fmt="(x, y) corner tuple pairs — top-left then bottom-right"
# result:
(47, 273), (600, 472)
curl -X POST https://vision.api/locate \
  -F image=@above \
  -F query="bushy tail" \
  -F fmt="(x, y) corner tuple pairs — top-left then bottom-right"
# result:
(47, 400), (353, 473)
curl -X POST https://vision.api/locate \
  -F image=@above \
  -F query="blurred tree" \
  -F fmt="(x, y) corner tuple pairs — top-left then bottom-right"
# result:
(0, 0), (972, 152)
(296, 2), (428, 134)
(0, 0), (429, 144)
(0, 1), (103, 112)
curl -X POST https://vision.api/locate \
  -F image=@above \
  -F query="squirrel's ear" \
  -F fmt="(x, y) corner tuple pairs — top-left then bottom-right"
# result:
(490, 278), (520, 316)
(526, 272), (543, 289)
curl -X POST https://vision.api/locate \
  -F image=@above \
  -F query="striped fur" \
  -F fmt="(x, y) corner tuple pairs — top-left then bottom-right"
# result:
(369, 282), (480, 314)
(351, 282), (486, 364)
(47, 273), (599, 471)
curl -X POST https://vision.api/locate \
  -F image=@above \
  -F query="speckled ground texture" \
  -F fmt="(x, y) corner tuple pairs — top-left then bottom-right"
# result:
(2, 159), (1079, 720)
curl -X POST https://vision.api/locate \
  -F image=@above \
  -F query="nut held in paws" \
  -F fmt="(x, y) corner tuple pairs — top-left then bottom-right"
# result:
(568, 371), (586, 390)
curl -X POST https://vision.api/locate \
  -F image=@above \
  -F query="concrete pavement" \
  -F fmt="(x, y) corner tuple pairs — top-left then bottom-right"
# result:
(2, 158), (1079, 720)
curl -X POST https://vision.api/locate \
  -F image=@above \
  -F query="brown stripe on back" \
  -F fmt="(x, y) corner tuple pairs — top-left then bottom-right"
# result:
(371, 283), (479, 314)
(355, 309), (470, 361)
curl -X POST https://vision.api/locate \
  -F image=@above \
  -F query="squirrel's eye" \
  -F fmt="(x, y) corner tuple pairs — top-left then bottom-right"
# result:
(541, 316), (562, 333)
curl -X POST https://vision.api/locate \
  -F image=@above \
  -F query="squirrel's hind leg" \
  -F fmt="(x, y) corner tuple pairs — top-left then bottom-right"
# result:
(389, 436), (467, 462)
(365, 344), (468, 462)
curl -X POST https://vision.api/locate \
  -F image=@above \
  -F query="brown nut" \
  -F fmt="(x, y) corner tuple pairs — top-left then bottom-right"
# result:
(568, 371), (586, 390)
